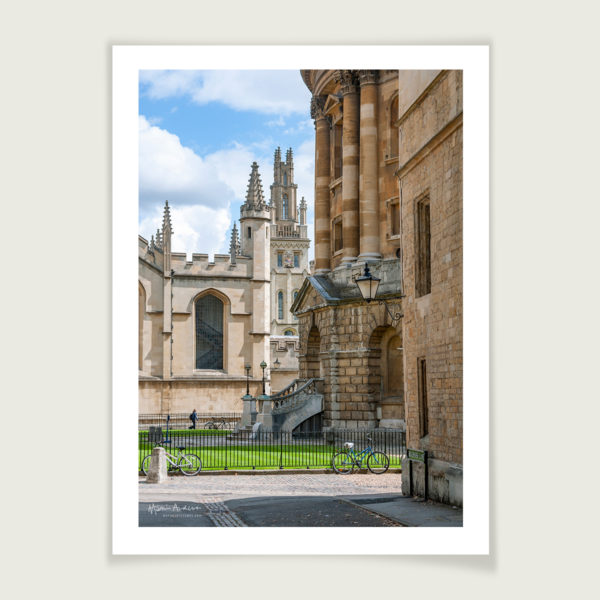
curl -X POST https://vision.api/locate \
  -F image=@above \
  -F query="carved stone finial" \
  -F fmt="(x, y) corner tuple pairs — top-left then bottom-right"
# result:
(358, 70), (379, 86)
(162, 200), (173, 235)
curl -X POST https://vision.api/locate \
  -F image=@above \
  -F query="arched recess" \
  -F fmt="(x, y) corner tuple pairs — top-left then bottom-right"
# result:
(305, 325), (321, 379)
(192, 289), (231, 372)
(368, 324), (404, 423)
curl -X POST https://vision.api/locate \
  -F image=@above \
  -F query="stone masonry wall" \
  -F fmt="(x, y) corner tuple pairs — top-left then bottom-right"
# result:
(298, 300), (402, 429)
(399, 70), (463, 466)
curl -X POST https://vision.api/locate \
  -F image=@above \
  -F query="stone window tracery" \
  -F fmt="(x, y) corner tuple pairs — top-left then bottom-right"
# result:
(282, 194), (288, 219)
(195, 294), (224, 370)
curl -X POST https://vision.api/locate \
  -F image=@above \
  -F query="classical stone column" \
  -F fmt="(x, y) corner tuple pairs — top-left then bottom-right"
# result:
(358, 70), (381, 260)
(311, 95), (331, 274)
(337, 70), (360, 265)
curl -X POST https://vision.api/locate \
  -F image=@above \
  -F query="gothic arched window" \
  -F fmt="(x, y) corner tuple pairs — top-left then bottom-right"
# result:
(282, 194), (288, 219)
(283, 172), (288, 186)
(278, 291), (284, 320)
(195, 294), (223, 370)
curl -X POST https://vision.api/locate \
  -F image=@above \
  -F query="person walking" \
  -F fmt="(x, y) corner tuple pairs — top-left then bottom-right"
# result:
(189, 409), (198, 430)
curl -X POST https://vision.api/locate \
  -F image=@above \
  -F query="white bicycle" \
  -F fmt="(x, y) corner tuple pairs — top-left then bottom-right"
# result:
(141, 442), (202, 476)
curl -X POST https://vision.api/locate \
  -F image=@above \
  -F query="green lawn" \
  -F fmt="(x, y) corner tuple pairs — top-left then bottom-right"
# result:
(138, 440), (403, 472)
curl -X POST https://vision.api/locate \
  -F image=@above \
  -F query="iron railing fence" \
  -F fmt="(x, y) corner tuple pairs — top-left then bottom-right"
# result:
(138, 429), (406, 473)
(138, 412), (241, 431)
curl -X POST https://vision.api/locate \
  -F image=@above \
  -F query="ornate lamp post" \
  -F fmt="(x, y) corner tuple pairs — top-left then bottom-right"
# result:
(245, 363), (251, 396)
(260, 360), (267, 395)
(353, 263), (403, 324)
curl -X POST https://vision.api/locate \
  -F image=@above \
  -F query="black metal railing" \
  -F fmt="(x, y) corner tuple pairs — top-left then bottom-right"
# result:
(138, 428), (406, 473)
(138, 413), (241, 431)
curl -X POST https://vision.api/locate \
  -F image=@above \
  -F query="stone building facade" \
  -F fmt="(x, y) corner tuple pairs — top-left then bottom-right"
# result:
(139, 152), (310, 414)
(293, 70), (463, 505)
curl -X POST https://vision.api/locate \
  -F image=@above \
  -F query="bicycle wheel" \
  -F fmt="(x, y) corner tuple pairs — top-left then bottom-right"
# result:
(205, 421), (216, 430)
(332, 451), (355, 474)
(141, 455), (152, 476)
(179, 453), (202, 475)
(367, 451), (390, 474)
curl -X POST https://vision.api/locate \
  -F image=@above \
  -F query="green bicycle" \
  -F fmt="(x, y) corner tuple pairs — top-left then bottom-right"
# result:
(332, 436), (390, 474)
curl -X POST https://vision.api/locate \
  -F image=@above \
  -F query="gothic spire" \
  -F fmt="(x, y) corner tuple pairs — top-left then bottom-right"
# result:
(229, 222), (240, 263)
(244, 161), (266, 209)
(286, 147), (293, 164)
(162, 200), (172, 235)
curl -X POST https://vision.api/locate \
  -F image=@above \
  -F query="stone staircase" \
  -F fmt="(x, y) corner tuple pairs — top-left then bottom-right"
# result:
(235, 378), (325, 433)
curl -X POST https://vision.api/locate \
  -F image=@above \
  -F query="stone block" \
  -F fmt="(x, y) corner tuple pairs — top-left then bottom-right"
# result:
(146, 447), (167, 483)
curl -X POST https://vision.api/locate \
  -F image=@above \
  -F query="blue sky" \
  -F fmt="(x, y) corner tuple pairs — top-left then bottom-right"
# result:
(138, 70), (314, 259)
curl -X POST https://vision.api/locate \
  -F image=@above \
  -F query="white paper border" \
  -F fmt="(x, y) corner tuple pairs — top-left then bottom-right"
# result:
(113, 45), (489, 555)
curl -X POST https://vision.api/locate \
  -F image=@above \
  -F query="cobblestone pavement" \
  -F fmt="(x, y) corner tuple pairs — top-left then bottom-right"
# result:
(139, 473), (406, 527)
(139, 472), (404, 503)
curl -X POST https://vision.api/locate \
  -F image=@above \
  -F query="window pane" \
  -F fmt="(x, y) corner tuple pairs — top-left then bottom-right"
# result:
(195, 295), (223, 369)
(278, 291), (283, 319)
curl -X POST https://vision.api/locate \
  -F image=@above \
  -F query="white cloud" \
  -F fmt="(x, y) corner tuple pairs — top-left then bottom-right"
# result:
(283, 118), (313, 135)
(139, 115), (235, 211)
(140, 70), (311, 115)
(266, 116), (286, 127)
